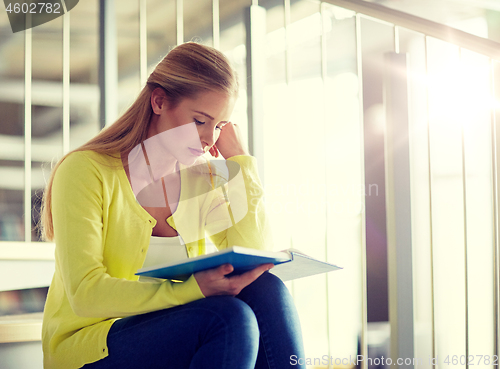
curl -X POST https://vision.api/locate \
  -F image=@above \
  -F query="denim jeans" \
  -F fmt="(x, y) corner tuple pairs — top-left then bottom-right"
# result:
(83, 272), (305, 369)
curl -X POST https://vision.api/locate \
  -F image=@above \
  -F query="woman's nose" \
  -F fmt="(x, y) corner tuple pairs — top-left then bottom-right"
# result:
(198, 126), (216, 149)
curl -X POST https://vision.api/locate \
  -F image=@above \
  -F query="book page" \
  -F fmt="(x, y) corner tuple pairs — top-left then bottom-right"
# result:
(270, 252), (341, 281)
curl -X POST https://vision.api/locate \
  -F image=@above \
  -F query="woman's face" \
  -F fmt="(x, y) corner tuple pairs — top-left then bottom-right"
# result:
(148, 88), (235, 166)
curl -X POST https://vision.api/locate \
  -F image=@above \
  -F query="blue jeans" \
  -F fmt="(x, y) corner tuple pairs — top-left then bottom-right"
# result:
(83, 272), (305, 369)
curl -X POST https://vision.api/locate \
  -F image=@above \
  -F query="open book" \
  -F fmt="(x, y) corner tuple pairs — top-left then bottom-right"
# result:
(136, 246), (342, 282)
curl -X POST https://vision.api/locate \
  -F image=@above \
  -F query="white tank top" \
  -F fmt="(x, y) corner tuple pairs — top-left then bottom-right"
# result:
(142, 235), (188, 268)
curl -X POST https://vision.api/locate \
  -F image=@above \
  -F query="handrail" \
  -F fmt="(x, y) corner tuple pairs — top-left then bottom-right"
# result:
(323, 0), (500, 61)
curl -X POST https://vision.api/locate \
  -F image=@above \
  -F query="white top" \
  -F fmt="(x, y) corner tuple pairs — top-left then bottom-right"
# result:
(142, 236), (188, 269)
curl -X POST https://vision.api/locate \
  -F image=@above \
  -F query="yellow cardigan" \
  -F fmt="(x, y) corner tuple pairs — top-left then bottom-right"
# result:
(42, 150), (272, 369)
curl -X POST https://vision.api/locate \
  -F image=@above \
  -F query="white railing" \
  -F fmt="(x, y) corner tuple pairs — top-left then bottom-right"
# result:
(318, 0), (500, 368)
(325, 0), (500, 60)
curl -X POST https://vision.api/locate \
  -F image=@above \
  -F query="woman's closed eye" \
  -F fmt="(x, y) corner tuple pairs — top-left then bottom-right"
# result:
(195, 118), (223, 131)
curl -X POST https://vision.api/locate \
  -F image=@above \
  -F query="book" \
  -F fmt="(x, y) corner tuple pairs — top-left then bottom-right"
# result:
(136, 246), (342, 282)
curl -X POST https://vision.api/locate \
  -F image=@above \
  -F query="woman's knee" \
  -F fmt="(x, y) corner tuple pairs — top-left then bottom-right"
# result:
(239, 271), (290, 301)
(254, 270), (286, 290)
(202, 296), (260, 340)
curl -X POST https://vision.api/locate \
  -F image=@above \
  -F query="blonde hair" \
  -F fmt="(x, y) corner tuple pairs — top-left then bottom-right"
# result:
(40, 42), (238, 241)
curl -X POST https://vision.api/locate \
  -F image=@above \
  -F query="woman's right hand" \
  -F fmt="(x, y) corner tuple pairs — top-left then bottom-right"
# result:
(194, 263), (274, 297)
(209, 122), (249, 159)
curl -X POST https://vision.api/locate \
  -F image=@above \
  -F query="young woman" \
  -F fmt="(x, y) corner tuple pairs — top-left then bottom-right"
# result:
(41, 42), (305, 369)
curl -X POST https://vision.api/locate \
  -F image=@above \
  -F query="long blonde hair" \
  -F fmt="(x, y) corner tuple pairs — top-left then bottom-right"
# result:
(40, 42), (239, 241)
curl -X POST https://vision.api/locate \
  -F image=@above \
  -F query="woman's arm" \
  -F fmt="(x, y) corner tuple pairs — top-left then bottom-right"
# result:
(51, 152), (204, 318)
(205, 155), (273, 252)
(204, 123), (274, 252)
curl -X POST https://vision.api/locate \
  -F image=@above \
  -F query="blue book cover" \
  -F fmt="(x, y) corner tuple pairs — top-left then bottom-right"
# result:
(136, 246), (292, 281)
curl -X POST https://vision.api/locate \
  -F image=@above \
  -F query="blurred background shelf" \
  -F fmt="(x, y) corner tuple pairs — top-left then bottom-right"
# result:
(0, 312), (43, 343)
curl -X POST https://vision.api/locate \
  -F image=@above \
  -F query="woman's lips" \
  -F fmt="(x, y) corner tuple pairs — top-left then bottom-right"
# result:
(188, 147), (205, 156)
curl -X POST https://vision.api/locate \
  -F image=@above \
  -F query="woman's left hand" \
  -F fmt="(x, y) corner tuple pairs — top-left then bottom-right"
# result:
(209, 122), (249, 159)
(194, 263), (274, 297)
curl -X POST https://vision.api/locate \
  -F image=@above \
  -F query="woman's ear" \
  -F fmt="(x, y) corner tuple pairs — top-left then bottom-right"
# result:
(151, 87), (168, 115)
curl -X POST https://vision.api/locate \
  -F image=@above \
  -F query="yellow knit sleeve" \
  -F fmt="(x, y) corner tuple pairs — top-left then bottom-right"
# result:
(206, 155), (274, 252)
(51, 152), (204, 318)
